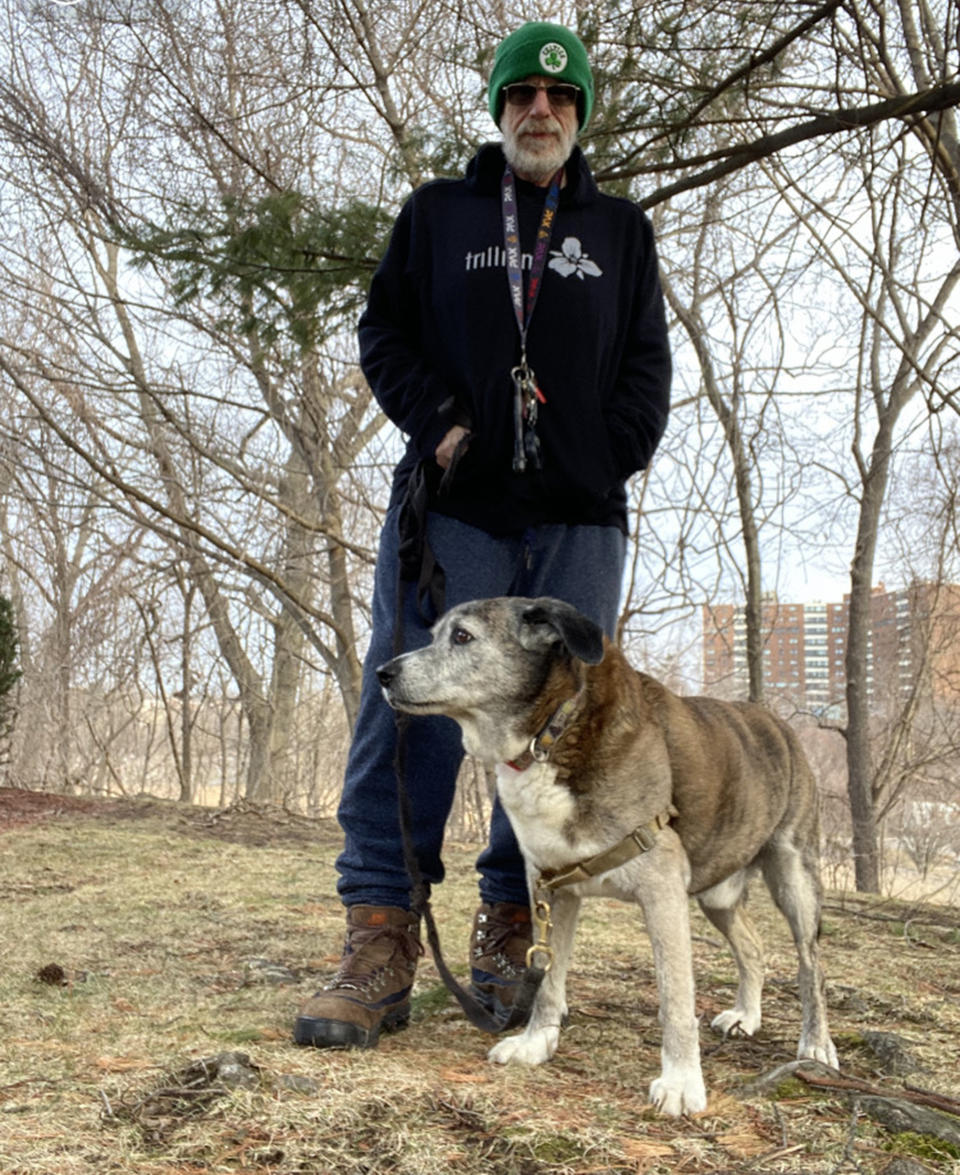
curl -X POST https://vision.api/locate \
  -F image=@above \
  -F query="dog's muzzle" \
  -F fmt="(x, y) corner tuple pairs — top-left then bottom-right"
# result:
(376, 656), (419, 710)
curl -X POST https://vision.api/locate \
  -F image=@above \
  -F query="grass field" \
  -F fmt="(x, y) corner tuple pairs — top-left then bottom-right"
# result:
(1, 788), (959, 1174)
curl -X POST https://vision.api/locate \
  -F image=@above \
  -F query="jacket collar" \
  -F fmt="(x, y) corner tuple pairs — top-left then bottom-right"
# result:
(466, 142), (598, 207)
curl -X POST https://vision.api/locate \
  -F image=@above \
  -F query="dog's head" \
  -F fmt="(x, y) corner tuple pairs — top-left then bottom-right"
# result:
(377, 596), (605, 759)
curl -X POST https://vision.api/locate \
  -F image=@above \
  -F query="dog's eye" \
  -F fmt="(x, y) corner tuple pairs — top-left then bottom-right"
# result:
(451, 627), (474, 646)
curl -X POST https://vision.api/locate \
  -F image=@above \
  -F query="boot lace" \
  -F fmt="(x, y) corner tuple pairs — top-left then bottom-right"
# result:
(473, 909), (531, 978)
(327, 925), (423, 996)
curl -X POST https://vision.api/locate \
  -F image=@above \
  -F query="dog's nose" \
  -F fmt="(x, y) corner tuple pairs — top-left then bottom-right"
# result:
(376, 660), (398, 688)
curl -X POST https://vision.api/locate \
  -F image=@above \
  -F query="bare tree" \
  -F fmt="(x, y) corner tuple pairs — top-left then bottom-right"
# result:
(0, 0), (394, 798)
(744, 0), (960, 889)
(0, 0), (957, 877)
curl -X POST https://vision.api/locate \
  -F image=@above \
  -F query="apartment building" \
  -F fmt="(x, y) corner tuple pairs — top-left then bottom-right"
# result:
(702, 583), (960, 713)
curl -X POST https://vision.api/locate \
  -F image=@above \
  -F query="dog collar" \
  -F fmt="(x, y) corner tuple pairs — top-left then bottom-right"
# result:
(505, 689), (584, 772)
(537, 806), (679, 892)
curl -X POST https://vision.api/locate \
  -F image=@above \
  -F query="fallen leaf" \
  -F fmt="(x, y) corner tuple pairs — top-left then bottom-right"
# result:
(620, 1138), (675, 1160)
(257, 1026), (291, 1041)
(94, 1056), (147, 1072)
(716, 1128), (770, 1157)
(438, 1068), (491, 1084)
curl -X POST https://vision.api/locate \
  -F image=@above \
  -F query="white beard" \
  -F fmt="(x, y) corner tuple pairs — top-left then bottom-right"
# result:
(501, 114), (576, 184)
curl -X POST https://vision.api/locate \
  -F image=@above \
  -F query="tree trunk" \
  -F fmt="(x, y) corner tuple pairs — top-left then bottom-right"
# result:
(845, 404), (897, 892)
(663, 273), (765, 703)
(179, 580), (195, 804)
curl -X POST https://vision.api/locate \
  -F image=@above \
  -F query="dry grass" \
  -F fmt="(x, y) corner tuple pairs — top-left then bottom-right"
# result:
(1, 791), (959, 1174)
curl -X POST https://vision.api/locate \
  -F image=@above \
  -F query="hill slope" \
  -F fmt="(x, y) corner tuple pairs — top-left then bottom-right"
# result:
(1, 787), (958, 1174)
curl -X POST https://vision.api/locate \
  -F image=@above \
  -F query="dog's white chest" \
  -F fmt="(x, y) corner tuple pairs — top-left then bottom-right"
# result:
(494, 760), (580, 866)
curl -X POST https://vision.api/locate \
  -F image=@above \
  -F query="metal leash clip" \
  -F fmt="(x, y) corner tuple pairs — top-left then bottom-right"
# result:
(525, 895), (554, 971)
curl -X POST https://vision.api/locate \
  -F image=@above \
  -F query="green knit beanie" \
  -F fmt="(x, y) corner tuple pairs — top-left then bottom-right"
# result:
(488, 22), (594, 128)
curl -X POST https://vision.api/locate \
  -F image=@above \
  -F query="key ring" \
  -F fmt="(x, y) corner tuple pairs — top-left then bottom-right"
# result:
(511, 361), (543, 473)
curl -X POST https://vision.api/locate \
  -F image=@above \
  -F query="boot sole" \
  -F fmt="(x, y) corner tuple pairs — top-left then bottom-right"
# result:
(293, 1003), (410, 1050)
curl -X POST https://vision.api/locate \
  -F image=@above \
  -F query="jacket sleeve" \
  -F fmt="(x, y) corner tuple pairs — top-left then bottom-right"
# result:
(358, 198), (464, 461)
(606, 211), (671, 478)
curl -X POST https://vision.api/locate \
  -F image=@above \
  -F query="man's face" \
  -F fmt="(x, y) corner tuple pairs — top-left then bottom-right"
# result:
(499, 74), (578, 186)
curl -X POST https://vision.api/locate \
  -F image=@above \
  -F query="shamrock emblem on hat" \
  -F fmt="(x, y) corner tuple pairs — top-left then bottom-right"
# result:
(539, 42), (568, 73)
(549, 237), (603, 280)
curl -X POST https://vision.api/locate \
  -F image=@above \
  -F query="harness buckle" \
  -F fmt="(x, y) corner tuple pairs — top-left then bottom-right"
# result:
(631, 824), (659, 852)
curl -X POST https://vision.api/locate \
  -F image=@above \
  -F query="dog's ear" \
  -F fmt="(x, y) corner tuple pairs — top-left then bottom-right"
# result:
(519, 598), (605, 665)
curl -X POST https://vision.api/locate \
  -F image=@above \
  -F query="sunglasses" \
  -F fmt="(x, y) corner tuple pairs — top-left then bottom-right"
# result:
(502, 82), (581, 110)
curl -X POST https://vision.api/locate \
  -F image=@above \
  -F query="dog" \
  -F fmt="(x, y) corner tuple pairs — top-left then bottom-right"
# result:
(377, 596), (838, 1115)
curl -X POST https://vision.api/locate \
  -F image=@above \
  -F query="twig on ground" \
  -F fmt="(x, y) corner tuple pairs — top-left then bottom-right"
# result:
(796, 1070), (960, 1116)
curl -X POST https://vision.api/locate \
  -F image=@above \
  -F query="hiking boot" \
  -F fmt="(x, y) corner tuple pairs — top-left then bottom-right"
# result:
(468, 900), (533, 1022)
(294, 905), (421, 1049)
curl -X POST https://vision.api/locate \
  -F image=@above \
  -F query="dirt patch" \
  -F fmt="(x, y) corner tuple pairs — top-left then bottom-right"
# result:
(0, 785), (340, 848)
(0, 785), (107, 831)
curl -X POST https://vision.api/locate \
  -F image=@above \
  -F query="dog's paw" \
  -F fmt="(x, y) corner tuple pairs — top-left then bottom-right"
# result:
(798, 1034), (839, 1069)
(710, 1008), (761, 1038)
(649, 1070), (708, 1117)
(487, 1026), (559, 1066)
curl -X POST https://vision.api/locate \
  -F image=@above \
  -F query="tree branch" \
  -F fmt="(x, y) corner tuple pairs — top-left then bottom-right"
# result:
(604, 85), (960, 208)
(613, 0), (845, 176)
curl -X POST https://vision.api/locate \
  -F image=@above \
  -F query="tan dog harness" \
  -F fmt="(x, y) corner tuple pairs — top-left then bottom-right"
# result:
(502, 687), (678, 971)
(524, 806), (679, 972)
(537, 805), (679, 892)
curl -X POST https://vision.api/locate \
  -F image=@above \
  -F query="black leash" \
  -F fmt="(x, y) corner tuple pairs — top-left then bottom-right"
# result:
(393, 710), (545, 1033)
(390, 457), (546, 1034)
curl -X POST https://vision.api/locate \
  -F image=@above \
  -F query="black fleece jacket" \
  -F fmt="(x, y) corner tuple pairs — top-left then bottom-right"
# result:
(358, 143), (671, 535)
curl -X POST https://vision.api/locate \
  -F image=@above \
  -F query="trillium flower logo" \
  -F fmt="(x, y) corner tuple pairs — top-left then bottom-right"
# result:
(548, 237), (603, 280)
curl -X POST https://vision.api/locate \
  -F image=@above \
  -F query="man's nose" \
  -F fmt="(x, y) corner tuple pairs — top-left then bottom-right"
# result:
(529, 87), (553, 116)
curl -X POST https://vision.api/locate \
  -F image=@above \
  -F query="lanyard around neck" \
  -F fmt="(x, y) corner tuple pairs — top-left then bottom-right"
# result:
(500, 164), (562, 359)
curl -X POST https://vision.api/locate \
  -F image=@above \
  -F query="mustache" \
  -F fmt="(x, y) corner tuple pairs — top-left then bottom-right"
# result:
(517, 115), (563, 134)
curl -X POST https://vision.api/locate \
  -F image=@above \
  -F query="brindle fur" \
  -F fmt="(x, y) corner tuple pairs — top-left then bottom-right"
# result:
(377, 596), (837, 1116)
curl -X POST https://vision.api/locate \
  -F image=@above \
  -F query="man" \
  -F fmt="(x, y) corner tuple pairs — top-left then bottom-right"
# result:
(294, 21), (671, 1050)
